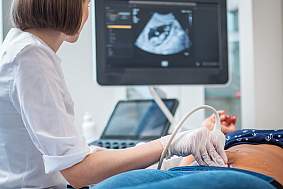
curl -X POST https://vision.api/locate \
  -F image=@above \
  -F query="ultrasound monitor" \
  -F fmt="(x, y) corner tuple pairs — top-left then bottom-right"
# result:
(95, 0), (228, 85)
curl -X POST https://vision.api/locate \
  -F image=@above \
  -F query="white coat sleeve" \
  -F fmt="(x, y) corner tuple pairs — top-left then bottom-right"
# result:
(13, 46), (93, 174)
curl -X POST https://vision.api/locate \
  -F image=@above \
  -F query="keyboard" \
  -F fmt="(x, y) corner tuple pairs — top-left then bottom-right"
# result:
(90, 140), (138, 149)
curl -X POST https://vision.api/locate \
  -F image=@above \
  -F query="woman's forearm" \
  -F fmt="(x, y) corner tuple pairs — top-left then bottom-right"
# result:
(61, 140), (163, 188)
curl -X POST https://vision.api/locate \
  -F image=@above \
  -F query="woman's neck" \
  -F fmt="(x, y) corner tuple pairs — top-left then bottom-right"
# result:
(25, 28), (65, 52)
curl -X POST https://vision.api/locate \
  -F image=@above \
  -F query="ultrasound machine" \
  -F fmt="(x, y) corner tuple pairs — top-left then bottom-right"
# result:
(93, 0), (228, 149)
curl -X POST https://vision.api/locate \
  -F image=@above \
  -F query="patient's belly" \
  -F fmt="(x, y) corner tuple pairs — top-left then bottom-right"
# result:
(226, 144), (283, 185)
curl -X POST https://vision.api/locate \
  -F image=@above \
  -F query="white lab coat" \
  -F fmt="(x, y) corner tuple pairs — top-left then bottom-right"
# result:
(0, 28), (92, 188)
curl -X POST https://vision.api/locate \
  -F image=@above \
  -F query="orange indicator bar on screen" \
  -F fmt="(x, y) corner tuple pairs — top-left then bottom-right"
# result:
(107, 25), (132, 29)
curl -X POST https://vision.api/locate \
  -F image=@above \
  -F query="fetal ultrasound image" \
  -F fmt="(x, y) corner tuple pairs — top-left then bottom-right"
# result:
(135, 13), (190, 55)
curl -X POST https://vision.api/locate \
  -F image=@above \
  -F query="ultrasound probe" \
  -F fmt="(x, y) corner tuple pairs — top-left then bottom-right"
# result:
(149, 87), (222, 170)
(157, 105), (221, 169)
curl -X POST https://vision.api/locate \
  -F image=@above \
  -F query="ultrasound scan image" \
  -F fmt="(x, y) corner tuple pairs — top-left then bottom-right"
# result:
(135, 13), (190, 55)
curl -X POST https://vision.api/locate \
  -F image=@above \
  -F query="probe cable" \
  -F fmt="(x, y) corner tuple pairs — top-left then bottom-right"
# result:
(157, 105), (221, 170)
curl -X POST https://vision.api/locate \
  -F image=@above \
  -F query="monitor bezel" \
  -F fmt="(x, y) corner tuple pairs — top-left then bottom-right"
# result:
(95, 0), (229, 86)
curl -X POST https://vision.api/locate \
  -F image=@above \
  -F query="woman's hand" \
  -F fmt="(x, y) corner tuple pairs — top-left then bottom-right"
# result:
(177, 111), (237, 168)
(159, 127), (227, 166)
(202, 111), (237, 135)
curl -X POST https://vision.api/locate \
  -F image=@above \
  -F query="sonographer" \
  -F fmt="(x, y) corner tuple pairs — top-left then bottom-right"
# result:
(0, 0), (227, 188)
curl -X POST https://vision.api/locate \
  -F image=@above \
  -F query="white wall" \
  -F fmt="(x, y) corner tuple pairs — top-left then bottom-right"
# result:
(2, 0), (12, 38)
(253, 0), (283, 130)
(239, 0), (255, 129)
(239, 0), (283, 129)
(0, 0), (3, 43)
(176, 86), (205, 130)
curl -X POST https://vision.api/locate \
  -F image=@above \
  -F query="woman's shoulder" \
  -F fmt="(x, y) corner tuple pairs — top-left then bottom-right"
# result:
(0, 28), (59, 66)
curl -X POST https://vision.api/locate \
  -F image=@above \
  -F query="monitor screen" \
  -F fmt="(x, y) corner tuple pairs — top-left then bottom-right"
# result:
(95, 0), (228, 85)
(101, 99), (178, 140)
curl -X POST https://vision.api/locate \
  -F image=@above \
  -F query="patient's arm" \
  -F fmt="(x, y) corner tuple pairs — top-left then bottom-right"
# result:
(202, 111), (237, 134)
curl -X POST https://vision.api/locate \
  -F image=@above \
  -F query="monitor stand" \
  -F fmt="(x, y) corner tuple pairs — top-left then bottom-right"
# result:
(149, 86), (176, 126)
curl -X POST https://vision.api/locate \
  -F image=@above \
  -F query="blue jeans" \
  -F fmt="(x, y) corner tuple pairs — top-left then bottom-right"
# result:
(93, 166), (277, 189)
